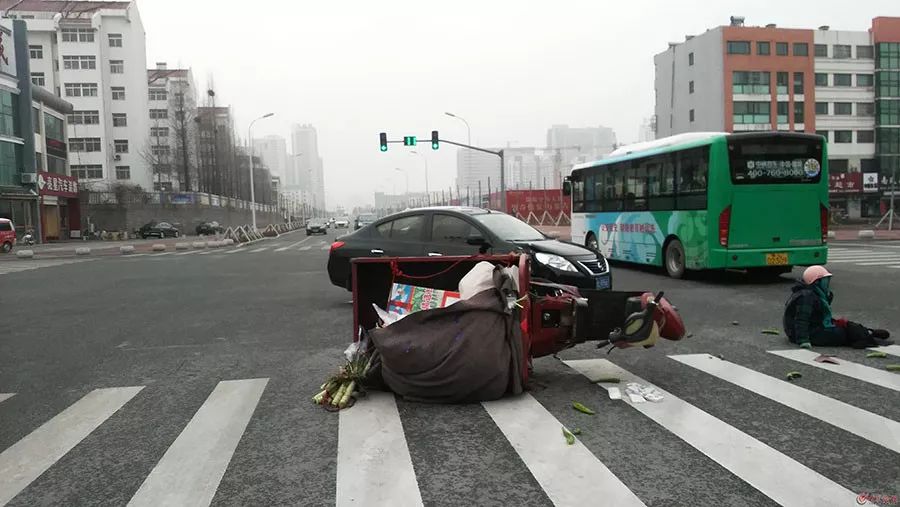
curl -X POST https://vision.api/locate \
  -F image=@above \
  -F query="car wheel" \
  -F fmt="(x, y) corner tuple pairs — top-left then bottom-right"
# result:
(585, 233), (599, 251)
(1, 241), (11, 253)
(174, 231), (180, 238)
(664, 239), (686, 279)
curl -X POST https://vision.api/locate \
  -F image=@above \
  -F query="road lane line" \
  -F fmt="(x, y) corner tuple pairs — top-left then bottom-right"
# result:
(564, 359), (856, 507)
(197, 250), (216, 255)
(826, 253), (897, 259)
(0, 386), (144, 505)
(150, 252), (173, 257)
(175, 250), (202, 256)
(128, 378), (268, 507)
(868, 345), (900, 357)
(671, 354), (900, 453)
(482, 393), (646, 507)
(321, 245), (330, 250)
(225, 248), (244, 254)
(249, 247), (268, 253)
(768, 349), (900, 392)
(0, 393), (14, 404)
(854, 260), (900, 266)
(337, 392), (423, 507)
(275, 237), (312, 252)
(299, 246), (312, 251)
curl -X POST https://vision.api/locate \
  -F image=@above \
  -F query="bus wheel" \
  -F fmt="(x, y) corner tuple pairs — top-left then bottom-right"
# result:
(585, 233), (599, 251)
(664, 239), (686, 279)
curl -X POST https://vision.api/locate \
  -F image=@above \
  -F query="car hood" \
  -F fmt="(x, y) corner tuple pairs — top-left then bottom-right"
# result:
(512, 239), (597, 258)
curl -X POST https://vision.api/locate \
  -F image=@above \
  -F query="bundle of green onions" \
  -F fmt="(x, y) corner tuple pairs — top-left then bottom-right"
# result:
(312, 337), (375, 410)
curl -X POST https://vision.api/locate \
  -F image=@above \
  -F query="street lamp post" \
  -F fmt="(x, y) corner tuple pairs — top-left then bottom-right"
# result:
(248, 112), (274, 230)
(395, 167), (409, 208)
(445, 112), (471, 193)
(409, 151), (429, 205)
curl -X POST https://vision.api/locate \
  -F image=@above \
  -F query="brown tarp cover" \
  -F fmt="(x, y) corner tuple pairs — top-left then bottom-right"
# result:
(369, 276), (525, 403)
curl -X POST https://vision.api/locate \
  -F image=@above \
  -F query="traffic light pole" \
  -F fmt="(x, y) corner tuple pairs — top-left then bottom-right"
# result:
(437, 139), (505, 211)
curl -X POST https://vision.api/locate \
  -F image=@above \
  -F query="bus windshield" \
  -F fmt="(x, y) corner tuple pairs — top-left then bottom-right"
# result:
(728, 136), (823, 185)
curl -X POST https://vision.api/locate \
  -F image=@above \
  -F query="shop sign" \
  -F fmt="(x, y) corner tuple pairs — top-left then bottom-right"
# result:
(38, 171), (79, 198)
(863, 172), (880, 193)
(828, 172), (862, 194)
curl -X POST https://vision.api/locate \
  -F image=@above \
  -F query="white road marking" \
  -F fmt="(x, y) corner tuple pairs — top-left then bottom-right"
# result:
(0, 258), (91, 276)
(197, 250), (216, 255)
(768, 349), (900, 392)
(249, 247), (268, 253)
(0, 393), (14, 404)
(867, 345), (900, 357)
(854, 260), (900, 266)
(671, 354), (900, 453)
(175, 250), (202, 256)
(150, 252), (174, 257)
(299, 246), (312, 251)
(337, 392), (423, 507)
(225, 248), (245, 254)
(128, 378), (268, 507)
(564, 359), (856, 507)
(127, 253), (148, 257)
(275, 237), (312, 252)
(0, 386), (144, 505)
(321, 245), (331, 250)
(482, 393), (646, 507)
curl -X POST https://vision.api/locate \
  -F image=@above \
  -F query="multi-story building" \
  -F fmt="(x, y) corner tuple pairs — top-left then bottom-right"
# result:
(6, 0), (152, 190)
(456, 149), (500, 196)
(147, 62), (197, 191)
(196, 105), (236, 197)
(254, 134), (288, 180)
(654, 16), (900, 218)
(290, 123), (325, 212)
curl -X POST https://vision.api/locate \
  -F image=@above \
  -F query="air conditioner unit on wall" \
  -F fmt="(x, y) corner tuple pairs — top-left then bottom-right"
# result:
(21, 173), (37, 184)
(114, 154), (122, 161)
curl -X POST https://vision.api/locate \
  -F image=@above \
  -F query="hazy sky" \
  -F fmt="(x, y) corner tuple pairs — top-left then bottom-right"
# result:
(140, 0), (896, 209)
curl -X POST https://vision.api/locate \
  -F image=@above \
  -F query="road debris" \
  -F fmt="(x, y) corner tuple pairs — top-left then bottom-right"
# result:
(590, 376), (621, 383)
(732, 321), (740, 326)
(786, 371), (802, 381)
(608, 387), (622, 400)
(625, 382), (664, 402)
(571, 428), (582, 435)
(761, 328), (780, 335)
(886, 365), (900, 372)
(562, 426), (576, 445)
(572, 401), (596, 415)
(814, 354), (840, 365)
(867, 351), (888, 358)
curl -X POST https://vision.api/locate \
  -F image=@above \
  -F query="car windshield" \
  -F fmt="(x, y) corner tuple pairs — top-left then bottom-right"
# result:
(472, 213), (545, 241)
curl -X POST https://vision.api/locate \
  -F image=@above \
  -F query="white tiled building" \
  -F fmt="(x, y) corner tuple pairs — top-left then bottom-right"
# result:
(147, 63), (197, 191)
(7, 0), (151, 190)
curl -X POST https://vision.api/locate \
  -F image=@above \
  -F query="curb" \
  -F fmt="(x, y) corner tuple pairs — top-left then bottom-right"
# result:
(120, 245), (136, 255)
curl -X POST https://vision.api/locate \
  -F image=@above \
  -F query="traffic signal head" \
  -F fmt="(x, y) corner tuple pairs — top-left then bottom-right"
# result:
(403, 136), (417, 147)
(431, 130), (439, 150)
(379, 132), (388, 152)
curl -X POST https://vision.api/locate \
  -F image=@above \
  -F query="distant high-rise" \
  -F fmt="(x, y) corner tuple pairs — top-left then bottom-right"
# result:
(290, 124), (325, 212)
(254, 135), (288, 179)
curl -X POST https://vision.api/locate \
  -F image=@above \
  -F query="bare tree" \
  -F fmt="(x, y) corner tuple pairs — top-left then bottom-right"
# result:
(170, 80), (197, 191)
(140, 119), (173, 191)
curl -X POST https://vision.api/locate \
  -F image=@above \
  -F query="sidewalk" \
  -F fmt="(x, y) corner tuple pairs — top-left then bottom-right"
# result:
(535, 225), (900, 242)
(1, 235), (216, 260)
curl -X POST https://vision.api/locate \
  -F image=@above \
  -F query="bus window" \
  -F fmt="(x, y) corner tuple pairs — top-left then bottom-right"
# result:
(610, 163), (625, 211)
(676, 147), (709, 210)
(649, 155), (676, 210)
(572, 177), (584, 212)
(593, 173), (605, 211)
(627, 164), (648, 211)
(584, 174), (595, 201)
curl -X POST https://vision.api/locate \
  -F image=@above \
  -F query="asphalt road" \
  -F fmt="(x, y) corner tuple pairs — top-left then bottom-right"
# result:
(1, 232), (898, 506)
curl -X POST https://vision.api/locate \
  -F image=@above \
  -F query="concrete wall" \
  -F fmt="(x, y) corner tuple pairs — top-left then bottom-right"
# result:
(81, 203), (282, 233)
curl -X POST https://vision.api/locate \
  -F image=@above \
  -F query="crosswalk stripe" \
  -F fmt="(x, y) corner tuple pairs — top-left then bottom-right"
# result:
(482, 393), (645, 507)
(827, 253), (900, 259)
(0, 386), (144, 505)
(249, 247), (268, 253)
(868, 345), (900, 357)
(321, 245), (330, 250)
(299, 246), (311, 251)
(0, 393), (14, 404)
(128, 378), (268, 507)
(564, 359), (856, 507)
(670, 354), (900, 453)
(768, 349), (900, 392)
(275, 237), (312, 252)
(337, 392), (423, 507)
(854, 260), (900, 266)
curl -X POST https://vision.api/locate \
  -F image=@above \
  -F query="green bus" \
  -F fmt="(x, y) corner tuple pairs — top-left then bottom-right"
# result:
(565, 132), (828, 278)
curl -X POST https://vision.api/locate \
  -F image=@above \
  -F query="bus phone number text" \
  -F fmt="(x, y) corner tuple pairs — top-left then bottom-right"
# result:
(601, 223), (657, 233)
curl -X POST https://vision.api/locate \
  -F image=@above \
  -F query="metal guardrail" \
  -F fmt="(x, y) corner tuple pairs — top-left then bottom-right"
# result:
(223, 222), (300, 243)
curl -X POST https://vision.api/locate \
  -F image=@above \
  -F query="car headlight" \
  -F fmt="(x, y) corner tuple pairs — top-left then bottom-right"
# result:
(534, 252), (578, 272)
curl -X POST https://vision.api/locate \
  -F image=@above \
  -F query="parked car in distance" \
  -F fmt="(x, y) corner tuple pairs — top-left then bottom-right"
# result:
(0, 218), (16, 253)
(306, 219), (328, 236)
(334, 217), (350, 228)
(355, 213), (377, 230)
(328, 207), (612, 291)
(196, 221), (225, 235)
(139, 221), (180, 239)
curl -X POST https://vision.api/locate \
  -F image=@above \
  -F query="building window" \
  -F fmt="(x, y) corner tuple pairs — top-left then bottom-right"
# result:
(61, 27), (94, 43)
(689, 109), (695, 122)
(793, 43), (808, 56)
(112, 113), (127, 127)
(733, 101), (770, 124)
(64, 83), (98, 97)
(149, 88), (168, 101)
(776, 42), (788, 56)
(815, 102), (829, 115)
(857, 45), (874, 59)
(857, 102), (875, 116)
(688, 52), (694, 66)
(814, 73), (828, 86)
(68, 110), (100, 125)
(776, 72), (789, 94)
(856, 74), (874, 87)
(757, 41), (770, 55)
(793, 72), (804, 94)
(44, 113), (64, 141)
(150, 126), (169, 138)
(857, 130), (875, 143)
(69, 137), (102, 152)
(108, 33), (122, 47)
(834, 130), (852, 143)
(71, 164), (103, 179)
(833, 44), (851, 59)
(152, 145), (171, 158)
(47, 156), (65, 174)
(732, 71), (770, 94)
(149, 108), (168, 119)
(31, 73), (45, 87)
(115, 165), (130, 179)
(833, 73), (852, 87)
(62, 55), (96, 70)
(834, 102), (852, 115)
(814, 44), (828, 57)
(111, 87), (126, 100)
(816, 130), (829, 141)
(29, 45), (42, 59)
(110, 60), (124, 74)
(777, 102), (789, 123)
(794, 101), (805, 124)
(727, 41), (751, 54)
(114, 139), (129, 154)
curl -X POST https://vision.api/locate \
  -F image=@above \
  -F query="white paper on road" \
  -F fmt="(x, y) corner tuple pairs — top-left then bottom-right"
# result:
(482, 393), (645, 507)
(275, 237), (311, 252)
(671, 354), (900, 453)
(768, 349), (900, 393)
(869, 345), (900, 358)
(0, 393), (14, 404)
(128, 378), (268, 507)
(337, 392), (423, 507)
(299, 246), (312, 251)
(564, 359), (857, 507)
(0, 386), (144, 506)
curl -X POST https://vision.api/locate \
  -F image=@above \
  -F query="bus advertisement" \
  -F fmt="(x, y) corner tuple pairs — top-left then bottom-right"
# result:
(565, 132), (829, 278)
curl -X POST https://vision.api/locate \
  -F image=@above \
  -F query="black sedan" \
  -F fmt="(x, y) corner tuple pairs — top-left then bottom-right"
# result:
(139, 221), (180, 239)
(327, 207), (611, 291)
(306, 219), (328, 236)
(196, 221), (224, 235)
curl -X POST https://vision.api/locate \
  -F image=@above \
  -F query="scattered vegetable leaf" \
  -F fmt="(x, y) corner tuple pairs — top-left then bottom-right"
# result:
(590, 376), (620, 384)
(562, 427), (576, 445)
(867, 351), (888, 358)
(571, 428), (582, 435)
(761, 329), (780, 335)
(886, 365), (900, 372)
(572, 401), (596, 415)
(732, 321), (740, 326)
(786, 371), (802, 381)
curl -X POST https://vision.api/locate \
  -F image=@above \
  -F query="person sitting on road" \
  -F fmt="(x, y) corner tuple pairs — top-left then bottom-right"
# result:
(783, 266), (890, 349)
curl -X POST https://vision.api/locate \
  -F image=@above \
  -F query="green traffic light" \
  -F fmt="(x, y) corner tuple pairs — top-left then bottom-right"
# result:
(380, 145), (388, 152)
(431, 142), (439, 150)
